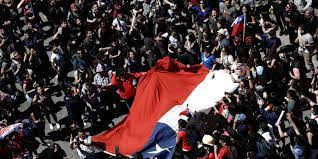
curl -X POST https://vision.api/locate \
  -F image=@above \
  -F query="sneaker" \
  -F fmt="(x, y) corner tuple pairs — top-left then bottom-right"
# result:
(56, 123), (60, 129)
(49, 123), (54, 130)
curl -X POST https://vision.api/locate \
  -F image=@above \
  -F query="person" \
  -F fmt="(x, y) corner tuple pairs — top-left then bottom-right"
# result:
(210, 135), (234, 159)
(73, 64), (90, 86)
(198, 134), (216, 159)
(65, 84), (86, 128)
(305, 105), (318, 159)
(283, 2), (300, 44)
(112, 12), (128, 35)
(200, 47), (216, 70)
(111, 69), (145, 107)
(295, 24), (314, 71)
(217, 47), (234, 70)
(40, 142), (67, 159)
(214, 28), (230, 52)
(176, 119), (193, 159)
(50, 44), (65, 87)
(67, 3), (81, 27)
(32, 85), (60, 130)
(70, 129), (95, 159)
(86, 3), (99, 28)
(293, 0), (312, 12)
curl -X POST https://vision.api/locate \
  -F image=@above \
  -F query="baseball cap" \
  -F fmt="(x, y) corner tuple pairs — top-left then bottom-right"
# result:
(202, 134), (215, 146)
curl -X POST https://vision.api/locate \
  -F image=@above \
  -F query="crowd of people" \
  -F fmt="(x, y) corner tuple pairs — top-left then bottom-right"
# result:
(0, 0), (318, 158)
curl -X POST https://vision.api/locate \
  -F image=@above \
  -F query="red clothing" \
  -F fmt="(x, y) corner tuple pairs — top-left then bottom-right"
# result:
(112, 73), (143, 100)
(197, 152), (215, 159)
(0, 145), (9, 158)
(177, 130), (193, 151)
(208, 146), (229, 159)
(191, 0), (200, 6)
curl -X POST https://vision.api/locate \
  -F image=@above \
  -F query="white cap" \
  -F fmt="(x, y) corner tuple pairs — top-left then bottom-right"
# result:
(179, 115), (189, 121)
(217, 28), (229, 36)
(202, 134), (215, 146)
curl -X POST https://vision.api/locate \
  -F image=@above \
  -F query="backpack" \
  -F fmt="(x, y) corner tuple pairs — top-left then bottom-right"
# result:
(256, 137), (275, 158)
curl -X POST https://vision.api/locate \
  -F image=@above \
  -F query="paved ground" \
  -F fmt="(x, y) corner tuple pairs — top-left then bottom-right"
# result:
(14, 11), (317, 159)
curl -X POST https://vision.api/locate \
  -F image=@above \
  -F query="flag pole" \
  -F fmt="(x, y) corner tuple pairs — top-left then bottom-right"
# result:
(243, 13), (246, 42)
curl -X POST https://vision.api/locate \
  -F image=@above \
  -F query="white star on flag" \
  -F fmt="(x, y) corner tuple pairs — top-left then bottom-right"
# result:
(147, 143), (173, 155)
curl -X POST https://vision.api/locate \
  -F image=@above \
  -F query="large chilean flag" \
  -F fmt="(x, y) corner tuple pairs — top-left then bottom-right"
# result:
(92, 57), (239, 158)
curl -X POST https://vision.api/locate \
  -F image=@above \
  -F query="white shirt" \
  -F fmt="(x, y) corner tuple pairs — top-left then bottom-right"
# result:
(93, 73), (111, 86)
(310, 113), (318, 123)
(50, 52), (64, 69)
(169, 35), (179, 48)
(112, 18), (127, 32)
(73, 134), (95, 159)
(220, 54), (234, 68)
(298, 32), (314, 53)
(293, 0), (312, 11)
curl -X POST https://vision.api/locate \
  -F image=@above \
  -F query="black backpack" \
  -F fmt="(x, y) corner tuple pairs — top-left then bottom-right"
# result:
(185, 128), (200, 149)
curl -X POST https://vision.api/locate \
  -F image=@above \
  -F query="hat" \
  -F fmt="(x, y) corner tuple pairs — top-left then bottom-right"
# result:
(202, 134), (214, 146)
(217, 28), (228, 36)
(255, 85), (265, 93)
(179, 115), (189, 121)
(235, 113), (247, 122)
(179, 110), (191, 117)
(96, 63), (104, 73)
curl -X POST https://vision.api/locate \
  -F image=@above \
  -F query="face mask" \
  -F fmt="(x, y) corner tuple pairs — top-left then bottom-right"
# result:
(263, 92), (268, 99)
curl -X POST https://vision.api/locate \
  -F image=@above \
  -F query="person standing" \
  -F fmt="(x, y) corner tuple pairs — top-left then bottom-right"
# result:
(295, 24), (314, 71)
(65, 84), (86, 128)
(70, 129), (95, 159)
(111, 69), (145, 108)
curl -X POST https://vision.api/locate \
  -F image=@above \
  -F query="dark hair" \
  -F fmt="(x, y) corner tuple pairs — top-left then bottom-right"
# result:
(53, 143), (61, 149)
(222, 97), (230, 104)
(298, 24), (306, 32)
(259, 122), (269, 132)
(219, 135), (230, 144)
(287, 2), (297, 11)
(204, 47), (211, 53)
(178, 119), (188, 129)
(25, 29), (33, 36)
(287, 90), (297, 100)
(240, 4), (251, 14)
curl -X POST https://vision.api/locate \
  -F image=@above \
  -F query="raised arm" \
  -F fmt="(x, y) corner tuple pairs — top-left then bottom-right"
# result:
(17, 0), (25, 9)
